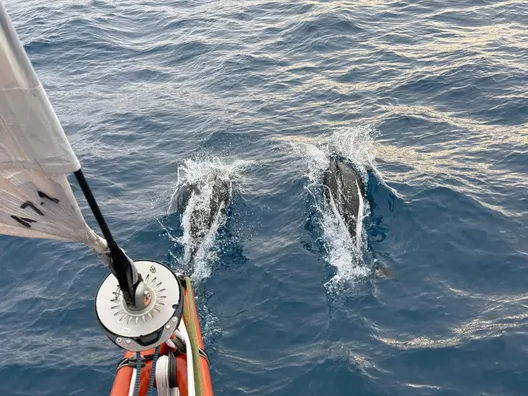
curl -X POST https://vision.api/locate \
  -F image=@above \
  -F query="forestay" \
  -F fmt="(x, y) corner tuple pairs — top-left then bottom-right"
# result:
(0, 2), (107, 254)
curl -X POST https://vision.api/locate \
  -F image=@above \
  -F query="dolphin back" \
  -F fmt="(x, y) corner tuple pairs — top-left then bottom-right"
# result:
(181, 175), (232, 263)
(323, 157), (365, 237)
(208, 177), (231, 226)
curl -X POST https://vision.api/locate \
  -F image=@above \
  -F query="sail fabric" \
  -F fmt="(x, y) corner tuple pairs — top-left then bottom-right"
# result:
(0, 3), (107, 254)
(0, 2), (80, 173)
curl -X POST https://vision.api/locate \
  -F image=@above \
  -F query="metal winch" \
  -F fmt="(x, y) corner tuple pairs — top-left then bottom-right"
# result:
(95, 260), (183, 352)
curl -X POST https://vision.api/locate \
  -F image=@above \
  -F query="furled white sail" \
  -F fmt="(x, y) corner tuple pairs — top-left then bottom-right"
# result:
(0, 2), (107, 254)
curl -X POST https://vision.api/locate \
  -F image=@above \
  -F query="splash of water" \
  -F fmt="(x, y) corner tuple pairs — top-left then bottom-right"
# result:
(166, 156), (252, 284)
(289, 126), (384, 292)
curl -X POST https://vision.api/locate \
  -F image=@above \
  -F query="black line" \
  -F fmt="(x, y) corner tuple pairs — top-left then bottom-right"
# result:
(11, 215), (36, 228)
(21, 201), (44, 216)
(74, 169), (140, 307)
(38, 191), (60, 204)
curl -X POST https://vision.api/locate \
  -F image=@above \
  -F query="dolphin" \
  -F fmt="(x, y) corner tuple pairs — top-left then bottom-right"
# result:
(171, 175), (231, 263)
(322, 156), (393, 278)
(322, 156), (365, 239)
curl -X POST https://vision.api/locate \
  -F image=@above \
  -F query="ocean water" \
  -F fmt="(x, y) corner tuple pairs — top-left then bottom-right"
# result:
(1, 0), (527, 395)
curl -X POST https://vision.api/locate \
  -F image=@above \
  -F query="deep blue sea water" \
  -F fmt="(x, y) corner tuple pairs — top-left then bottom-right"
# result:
(1, 0), (528, 395)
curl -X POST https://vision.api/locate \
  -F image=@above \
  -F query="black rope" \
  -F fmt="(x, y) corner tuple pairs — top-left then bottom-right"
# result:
(74, 169), (141, 307)
(116, 354), (155, 372)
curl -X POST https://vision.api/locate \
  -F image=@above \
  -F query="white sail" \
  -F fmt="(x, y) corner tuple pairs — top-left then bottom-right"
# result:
(0, 2), (107, 254)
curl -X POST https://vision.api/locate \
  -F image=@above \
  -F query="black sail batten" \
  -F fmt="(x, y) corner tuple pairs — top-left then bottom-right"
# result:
(74, 169), (141, 308)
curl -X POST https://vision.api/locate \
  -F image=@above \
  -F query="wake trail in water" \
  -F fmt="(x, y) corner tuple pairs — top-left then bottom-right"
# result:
(287, 126), (390, 292)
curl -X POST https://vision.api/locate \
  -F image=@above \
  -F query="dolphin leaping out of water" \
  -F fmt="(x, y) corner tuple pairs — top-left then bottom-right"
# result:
(171, 174), (231, 264)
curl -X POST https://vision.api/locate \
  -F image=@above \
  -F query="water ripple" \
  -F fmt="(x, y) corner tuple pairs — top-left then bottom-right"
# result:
(1, 0), (527, 395)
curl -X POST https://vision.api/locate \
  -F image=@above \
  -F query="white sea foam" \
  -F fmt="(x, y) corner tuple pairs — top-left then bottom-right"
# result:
(166, 156), (252, 283)
(288, 126), (387, 291)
